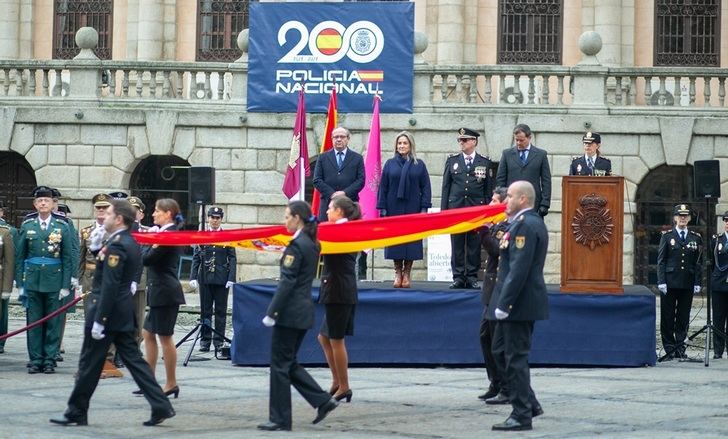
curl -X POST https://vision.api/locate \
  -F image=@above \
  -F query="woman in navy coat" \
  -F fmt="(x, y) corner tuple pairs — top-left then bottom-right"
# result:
(376, 131), (432, 288)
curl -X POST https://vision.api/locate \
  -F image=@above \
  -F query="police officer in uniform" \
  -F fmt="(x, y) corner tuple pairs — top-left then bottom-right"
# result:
(441, 127), (493, 289)
(569, 132), (612, 176)
(129, 196), (148, 346)
(657, 204), (703, 360)
(0, 206), (15, 354)
(710, 211), (728, 359)
(189, 206), (237, 355)
(79, 194), (111, 305)
(15, 186), (73, 374)
(50, 199), (175, 427)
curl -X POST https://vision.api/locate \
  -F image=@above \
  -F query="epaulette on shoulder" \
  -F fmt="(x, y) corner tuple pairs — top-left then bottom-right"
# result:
(53, 211), (67, 218)
(0, 223), (9, 230)
(690, 230), (701, 237)
(24, 212), (38, 219)
(571, 155), (580, 161)
(449, 153), (460, 158)
(22, 217), (35, 225)
(601, 155), (611, 161)
(82, 224), (94, 231)
(661, 230), (669, 234)
(51, 213), (68, 223)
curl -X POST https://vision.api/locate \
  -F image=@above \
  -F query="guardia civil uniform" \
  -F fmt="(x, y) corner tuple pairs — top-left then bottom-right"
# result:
(79, 194), (112, 307)
(15, 186), (73, 373)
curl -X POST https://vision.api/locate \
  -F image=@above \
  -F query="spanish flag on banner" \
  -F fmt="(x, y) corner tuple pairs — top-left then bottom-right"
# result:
(133, 204), (506, 255)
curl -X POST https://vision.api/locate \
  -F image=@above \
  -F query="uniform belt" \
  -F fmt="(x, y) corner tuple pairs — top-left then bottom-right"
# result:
(25, 257), (61, 265)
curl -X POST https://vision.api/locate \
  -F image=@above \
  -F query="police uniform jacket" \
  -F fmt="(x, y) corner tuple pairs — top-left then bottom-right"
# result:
(441, 152), (492, 210)
(15, 216), (73, 292)
(85, 229), (140, 332)
(486, 209), (549, 321)
(142, 224), (185, 307)
(657, 228), (702, 290)
(711, 232), (728, 292)
(568, 155), (612, 176)
(190, 239), (237, 286)
(130, 221), (148, 288)
(479, 221), (508, 307)
(320, 252), (358, 305)
(495, 145), (552, 211)
(266, 232), (320, 330)
(0, 224), (15, 293)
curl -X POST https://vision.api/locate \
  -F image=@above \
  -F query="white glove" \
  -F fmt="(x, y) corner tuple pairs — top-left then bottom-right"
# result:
(262, 316), (276, 327)
(70, 277), (79, 289)
(130, 281), (138, 296)
(494, 308), (509, 320)
(189, 279), (199, 290)
(225, 281), (234, 289)
(694, 285), (701, 294)
(58, 288), (70, 300)
(1, 292), (10, 300)
(147, 225), (160, 233)
(91, 322), (105, 340)
(89, 226), (106, 251)
(658, 284), (667, 294)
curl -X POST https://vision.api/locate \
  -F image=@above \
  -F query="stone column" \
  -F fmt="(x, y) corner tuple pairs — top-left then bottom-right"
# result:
(0, 0), (20, 59)
(126, 0), (139, 59)
(593, 0), (622, 66)
(137, 0), (164, 60)
(229, 30), (248, 102)
(412, 32), (431, 107)
(436, 0), (465, 64)
(571, 31), (607, 107)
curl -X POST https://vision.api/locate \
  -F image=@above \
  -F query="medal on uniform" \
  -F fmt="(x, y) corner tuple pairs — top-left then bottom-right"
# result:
(474, 166), (486, 181)
(499, 232), (510, 249)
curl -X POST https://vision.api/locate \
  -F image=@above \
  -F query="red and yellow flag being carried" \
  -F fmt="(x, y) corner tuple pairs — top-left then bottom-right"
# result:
(134, 204), (506, 255)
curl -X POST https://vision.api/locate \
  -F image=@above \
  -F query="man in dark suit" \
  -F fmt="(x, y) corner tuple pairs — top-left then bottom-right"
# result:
(495, 124), (552, 217)
(441, 127), (493, 289)
(313, 126), (365, 221)
(50, 199), (175, 427)
(487, 181), (548, 431)
(190, 206), (237, 356)
(657, 204), (702, 360)
(569, 132), (612, 176)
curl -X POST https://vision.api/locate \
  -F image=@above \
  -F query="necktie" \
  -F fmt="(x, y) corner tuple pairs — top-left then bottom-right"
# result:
(519, 150), (526, 164)
(337, 151), (344, 169)
(587, 157), (594, 170)
(680, 230), (685, 241)
(466, 156), (472, 169)
(41, 221), (47, 230)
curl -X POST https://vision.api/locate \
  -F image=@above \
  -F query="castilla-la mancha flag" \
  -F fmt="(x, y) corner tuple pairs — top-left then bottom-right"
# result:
(282, 89), (310, 200)
(360, 95), (382, 220)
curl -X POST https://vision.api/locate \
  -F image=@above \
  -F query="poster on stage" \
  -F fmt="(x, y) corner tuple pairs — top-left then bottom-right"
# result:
(426, 208), (453, 281)
(247, 2), (414, 113)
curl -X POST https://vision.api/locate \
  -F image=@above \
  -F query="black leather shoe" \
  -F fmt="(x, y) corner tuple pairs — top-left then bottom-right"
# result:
(449, 281), (465, 289)
(114, 354), (125, 369)
(257, 421), (291, 431)
(55, 353), (64, 362)
(28, 365), (43, 374)
(43, 365), (56, 374)
(465, 281), (480, 289)
(143, 408), (175, 426)
(50, 414), (88, 426)
(714, 353), (723, 359)
(478, 387), (499, 401)
(532, 405), (544, 417)
(199, 345), (211, 352)
(485, 391), (509, 405)
(312, 398), (338, 424)
(492, 416), (532, 431)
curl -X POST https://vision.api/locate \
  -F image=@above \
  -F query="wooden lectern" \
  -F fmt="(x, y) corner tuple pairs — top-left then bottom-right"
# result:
(560, 176), (624, 294)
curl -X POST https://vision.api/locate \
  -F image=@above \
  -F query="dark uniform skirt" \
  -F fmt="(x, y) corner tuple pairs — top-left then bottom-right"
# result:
(143, 305), (179, 336)
(320, 304), (355, 339)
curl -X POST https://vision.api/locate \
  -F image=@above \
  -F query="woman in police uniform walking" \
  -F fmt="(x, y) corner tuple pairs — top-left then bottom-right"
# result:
(711, 211), (728, 359)
(257, 201), (338, 432)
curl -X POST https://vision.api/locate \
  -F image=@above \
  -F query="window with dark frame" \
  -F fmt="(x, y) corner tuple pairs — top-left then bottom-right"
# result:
(497, 0), (562, 65)
(654, 0), (720, 67)
(197, 0), (251, 62)
(53, 0), (113, 60)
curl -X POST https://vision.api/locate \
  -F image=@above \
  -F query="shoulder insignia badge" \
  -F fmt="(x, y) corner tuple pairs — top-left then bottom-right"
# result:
(108, 254), (119, 267)
(515, 236), (525, 249)
(661, 230), (668, 234)
(283, 254), (295, 267)
(114, 235), (121, 241)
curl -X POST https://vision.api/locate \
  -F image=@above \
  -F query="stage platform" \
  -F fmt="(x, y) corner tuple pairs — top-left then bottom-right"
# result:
(231, 280), (656, 367)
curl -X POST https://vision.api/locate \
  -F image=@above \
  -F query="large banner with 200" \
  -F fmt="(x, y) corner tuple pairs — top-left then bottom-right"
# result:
(247, 2), (414, 113)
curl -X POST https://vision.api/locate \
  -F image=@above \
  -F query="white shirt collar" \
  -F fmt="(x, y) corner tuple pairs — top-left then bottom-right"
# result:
(292, 229), (301, 239)
(675, 227), (688, 233)
(462, 153), (474, 161)
(335, 148), (348, 156)
(585, 154), (596, 161)
(335, 218), (349, 224)
(159, 223), (175, 232)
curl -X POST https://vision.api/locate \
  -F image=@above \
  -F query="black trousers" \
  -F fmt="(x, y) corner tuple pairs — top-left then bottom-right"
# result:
(479, 314), (506, 394)
(492, 320), (539, 423)
(450, 230), (480, 283)
(712, 291), (728, 356)
(66, 328), (172, 418)
(199, 283), (229, 347)
(660, 288), (693, 355)
(269, 325), (330, 428)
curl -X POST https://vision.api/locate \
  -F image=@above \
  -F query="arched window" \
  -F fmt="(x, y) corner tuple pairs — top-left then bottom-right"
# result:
(197, 0), (251, 61)
(0, 152), (38, 228)
(497, 0), (563, 64)
(654, 0), (721, 66)
(53, 0), (113, 59)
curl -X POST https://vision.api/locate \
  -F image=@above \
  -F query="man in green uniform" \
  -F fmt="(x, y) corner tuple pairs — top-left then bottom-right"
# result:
(0, 202), (15, 354)
(15, 186), (73, 374)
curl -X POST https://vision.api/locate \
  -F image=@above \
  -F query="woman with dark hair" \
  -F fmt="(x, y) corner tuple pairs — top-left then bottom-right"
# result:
(138, 198), (185, 398)
(318, 195), (360, 403)
(258, 200), (338, 432)
(377, 131), (432, 288)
